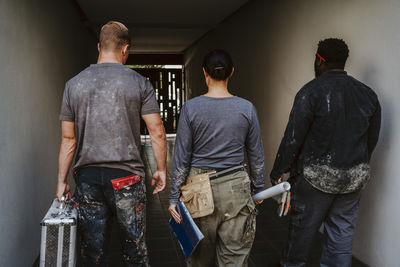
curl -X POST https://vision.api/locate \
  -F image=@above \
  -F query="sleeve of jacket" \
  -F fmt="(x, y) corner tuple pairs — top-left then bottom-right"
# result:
(170, 104), (193, 204)
(245, 104), (266, 193)
(367, 98), (381, 160)
(270, 87), (315, 181)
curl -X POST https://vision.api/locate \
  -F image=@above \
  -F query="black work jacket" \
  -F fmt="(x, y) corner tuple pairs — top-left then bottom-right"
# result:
(270, 70), (381, 193)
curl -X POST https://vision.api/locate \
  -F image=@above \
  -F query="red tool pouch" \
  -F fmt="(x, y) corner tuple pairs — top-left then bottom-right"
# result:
(111, 174), (141, 191)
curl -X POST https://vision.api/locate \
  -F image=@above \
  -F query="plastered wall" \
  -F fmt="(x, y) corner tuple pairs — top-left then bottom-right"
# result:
(184, 0), (400, 266)
(0, 0), (96, 265)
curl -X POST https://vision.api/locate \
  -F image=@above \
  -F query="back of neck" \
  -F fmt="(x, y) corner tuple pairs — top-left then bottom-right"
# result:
(97, 52), (122, 64)
(204, 87), (233, 98)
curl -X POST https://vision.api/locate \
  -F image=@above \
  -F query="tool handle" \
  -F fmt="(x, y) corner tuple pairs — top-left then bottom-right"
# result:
(59, 195), (66, 210)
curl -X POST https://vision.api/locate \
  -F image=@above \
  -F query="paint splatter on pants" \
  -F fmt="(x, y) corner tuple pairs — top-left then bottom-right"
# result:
(74, 167), (149, 267)
(186, 167), (257, 267)
(281, 176), (362, 267)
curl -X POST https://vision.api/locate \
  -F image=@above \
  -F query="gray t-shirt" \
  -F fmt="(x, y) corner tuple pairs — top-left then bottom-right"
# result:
(170, 95), (266, 204)
(59, 63), (160, 177)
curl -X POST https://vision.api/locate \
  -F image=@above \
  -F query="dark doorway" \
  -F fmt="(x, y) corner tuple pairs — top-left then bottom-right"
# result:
(132, 66), (185, 134)
(127, 54), (185, 135)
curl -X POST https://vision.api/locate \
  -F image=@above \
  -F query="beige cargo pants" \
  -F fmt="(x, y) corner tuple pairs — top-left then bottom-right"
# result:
(187, 167), (257, 267)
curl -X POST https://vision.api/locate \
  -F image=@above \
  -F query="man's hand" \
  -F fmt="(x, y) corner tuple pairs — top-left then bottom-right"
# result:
(142, 113), (167, 194)
(270, 175), (283, 186)
(271, 172), (291, 186)
(254, 200), (263, 205)
(168, 203), (182, 223)
(152, 170), (166, 194)
(56, 181), (71, 200)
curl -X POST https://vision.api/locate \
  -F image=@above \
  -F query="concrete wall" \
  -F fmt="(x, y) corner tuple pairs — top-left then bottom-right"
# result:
(0, 0), (96, 265)
(184, 0), (400, 266)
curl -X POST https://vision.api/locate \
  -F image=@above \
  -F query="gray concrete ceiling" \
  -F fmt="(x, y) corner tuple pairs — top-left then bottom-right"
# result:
(77, 0), (249, 54)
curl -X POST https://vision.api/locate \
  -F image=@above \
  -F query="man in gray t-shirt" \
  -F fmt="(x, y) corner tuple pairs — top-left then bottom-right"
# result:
(59, 62), (159, 177)
(56, 21), (167, 266)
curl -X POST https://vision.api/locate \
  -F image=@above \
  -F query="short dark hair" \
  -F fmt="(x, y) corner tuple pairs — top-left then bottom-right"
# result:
(317, 38), (349, 69)
(202, 49), (234, 81)
(99, 21), (130, 51)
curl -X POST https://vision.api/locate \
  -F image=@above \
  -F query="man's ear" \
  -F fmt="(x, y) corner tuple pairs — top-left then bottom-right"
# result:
(97, 43), (101, 52)
(317, 57), (324, 67)
(122, 44), (129, 56)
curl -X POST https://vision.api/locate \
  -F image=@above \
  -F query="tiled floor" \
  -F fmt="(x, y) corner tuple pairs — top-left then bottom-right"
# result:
(79, 139), (368, 267)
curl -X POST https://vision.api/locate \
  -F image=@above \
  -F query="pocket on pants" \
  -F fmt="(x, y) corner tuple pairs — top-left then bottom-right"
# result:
(232, 180), (251, 194)
(111, 175), (146, 225)
(111, 175), (145, 202)
(242, 201), (258, 248)
(111, 174), (141, 191)
(291, 202), (306, 228)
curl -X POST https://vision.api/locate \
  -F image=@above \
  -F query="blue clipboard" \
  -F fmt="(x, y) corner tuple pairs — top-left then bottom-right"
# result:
(168, 201), (204, 259)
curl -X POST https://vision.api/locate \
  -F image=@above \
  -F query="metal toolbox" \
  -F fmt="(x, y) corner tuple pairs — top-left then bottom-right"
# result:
(40, 197), (78, 267)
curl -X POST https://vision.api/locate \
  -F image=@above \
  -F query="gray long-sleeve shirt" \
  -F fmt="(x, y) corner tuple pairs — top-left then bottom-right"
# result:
(170, 95), (266, 204)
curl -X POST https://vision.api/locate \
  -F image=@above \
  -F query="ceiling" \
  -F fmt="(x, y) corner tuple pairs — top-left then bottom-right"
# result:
(76, 0), (249, 54)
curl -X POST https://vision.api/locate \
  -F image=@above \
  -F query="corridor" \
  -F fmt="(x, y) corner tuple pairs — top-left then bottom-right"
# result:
(1, 0), (399, 266)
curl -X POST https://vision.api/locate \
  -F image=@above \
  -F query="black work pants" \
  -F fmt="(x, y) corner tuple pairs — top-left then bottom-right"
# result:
(74, 167), (148, 267)
(281, 176), (361, 267)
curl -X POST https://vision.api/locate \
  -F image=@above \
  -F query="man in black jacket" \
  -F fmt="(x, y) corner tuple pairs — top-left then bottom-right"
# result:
(270, 38), (381, 267)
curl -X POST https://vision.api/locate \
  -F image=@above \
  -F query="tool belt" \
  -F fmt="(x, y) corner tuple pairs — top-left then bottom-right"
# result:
(180, 171), (215, 218)
(180, 164), (247, 218)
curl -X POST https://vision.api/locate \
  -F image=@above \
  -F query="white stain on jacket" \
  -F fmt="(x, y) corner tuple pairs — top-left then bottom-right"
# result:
(304, 162), (370, 194)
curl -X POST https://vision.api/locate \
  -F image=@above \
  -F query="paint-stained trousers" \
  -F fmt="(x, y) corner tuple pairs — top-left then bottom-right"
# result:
(74, 167), (148, 267)
(281, 176), (362, 267)
(187, 167), (257, 267)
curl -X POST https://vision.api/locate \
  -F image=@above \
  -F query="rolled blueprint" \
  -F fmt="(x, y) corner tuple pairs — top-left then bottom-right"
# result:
(252, 182), (291, 202)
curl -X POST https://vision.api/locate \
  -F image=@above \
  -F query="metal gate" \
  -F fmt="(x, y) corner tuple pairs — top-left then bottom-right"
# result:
(133, 68), (185, 134)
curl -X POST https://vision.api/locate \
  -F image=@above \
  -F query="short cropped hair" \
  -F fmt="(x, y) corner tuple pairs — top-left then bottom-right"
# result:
(317, 38), (349, 69)
(99, 21), (130, 51)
